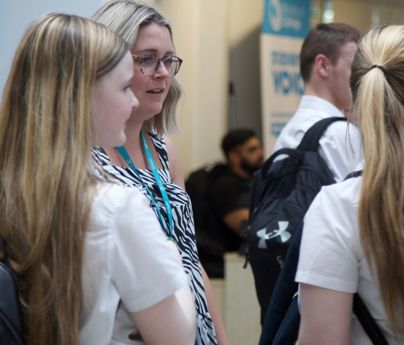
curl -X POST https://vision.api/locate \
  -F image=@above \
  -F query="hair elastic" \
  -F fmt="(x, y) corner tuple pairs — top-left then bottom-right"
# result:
(369, 64), (387, 73)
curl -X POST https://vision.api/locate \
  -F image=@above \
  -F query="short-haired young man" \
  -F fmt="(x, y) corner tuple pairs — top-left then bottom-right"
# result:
(256, 22), (364, 345)
(275, 23), (363, 182)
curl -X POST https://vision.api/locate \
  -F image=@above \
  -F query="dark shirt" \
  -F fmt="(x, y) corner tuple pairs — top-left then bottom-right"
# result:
(209, 171), (252, 226)
(200, 171), (252, 277)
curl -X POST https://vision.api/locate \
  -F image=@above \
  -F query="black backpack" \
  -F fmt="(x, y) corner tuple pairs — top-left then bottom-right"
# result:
(259, 172), (388, 345)
(0, 237), (25, 345)
(185, 163), (231, 278)
(247, 116), (346, 321)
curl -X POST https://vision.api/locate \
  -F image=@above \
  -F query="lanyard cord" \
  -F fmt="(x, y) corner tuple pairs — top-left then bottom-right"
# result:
(115, 133), (174, 239)
(140, 132), (174, 234)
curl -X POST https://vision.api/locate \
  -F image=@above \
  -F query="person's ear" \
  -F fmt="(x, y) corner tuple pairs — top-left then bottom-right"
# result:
(227, 150), (240, 166)
(314, 54), (330, 78)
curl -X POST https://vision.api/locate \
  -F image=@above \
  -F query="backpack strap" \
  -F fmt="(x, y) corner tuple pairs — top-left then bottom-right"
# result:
(345, 170), (387, 345)
(0, 235), (8, 263)
(345, 170), (363, 180)
(297, 117), (347, 152)
(343, 170), (387, 344)
(353, 294), (388, 345)
(253, 117), (347, 207)
(260, 147), (304, 176)
(0, 235), (25, 345)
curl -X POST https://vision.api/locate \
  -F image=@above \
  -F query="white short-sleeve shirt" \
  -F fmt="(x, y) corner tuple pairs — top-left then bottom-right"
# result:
(274, 95), (363, 182)
(79, 183), (187, 345)
(296, 177), (404, 344)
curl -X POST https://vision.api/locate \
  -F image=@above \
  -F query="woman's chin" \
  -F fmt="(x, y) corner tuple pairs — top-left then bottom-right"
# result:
(135, 103), (164, 120)
(115, 133), (127, 147)
(95, 133), (126, 149)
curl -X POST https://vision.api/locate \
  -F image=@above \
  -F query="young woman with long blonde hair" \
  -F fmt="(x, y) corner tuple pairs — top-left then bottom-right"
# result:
(0, 13), (195, 345)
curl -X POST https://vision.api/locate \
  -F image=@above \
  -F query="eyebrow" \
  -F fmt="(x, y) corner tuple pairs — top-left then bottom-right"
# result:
(133, 49), (175, 56)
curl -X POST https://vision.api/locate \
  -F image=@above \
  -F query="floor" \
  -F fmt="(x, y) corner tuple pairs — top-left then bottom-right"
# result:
(211, 253), (261, 345)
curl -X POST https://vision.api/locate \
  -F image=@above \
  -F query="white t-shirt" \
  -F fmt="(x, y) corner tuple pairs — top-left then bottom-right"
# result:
(296, 177), (404, 344)
(274, 95), (362, 182)
(79, 183), (188, 345)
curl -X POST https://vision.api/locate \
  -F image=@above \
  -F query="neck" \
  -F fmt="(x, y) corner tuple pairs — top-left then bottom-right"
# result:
(124, 117), (144, 152)
(304, 82), (340, 111)
(304, 83), (322, 99)
(230, 165), (251, 179)
(104, 116), (148, 168)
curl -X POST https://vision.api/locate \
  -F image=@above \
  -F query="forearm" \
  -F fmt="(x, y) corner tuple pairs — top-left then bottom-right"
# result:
(200, 264), (229, 345)
(223, 208), (249, 238)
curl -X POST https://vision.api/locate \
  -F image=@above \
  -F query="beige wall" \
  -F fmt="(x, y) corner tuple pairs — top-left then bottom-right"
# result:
(333, 0), (404, 32)
(155, 1), (228, 176)
(228, 1), (263, 46)
(154, 0), (263, 176)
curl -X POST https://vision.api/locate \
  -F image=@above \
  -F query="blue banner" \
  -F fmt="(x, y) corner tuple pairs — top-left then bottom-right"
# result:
(260, 0), (311, 152)
(262, 0), (311, 38)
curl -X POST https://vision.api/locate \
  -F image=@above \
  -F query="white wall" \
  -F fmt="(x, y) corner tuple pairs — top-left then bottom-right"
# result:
(0, 0), (103, 99)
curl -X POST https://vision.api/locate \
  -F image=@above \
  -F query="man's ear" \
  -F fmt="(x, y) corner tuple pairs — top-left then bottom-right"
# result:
(314, 54), (330, 78)
(227, 150), (240, 166)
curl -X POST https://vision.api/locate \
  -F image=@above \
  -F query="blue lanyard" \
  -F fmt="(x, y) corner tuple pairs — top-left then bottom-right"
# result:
(115, 133), (174, 239)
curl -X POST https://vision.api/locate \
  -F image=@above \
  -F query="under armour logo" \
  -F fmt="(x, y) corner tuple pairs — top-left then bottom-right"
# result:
(256, 221), (291, 249)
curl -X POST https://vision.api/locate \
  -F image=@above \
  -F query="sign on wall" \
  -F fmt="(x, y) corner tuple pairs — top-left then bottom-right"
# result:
(260, 0), (311, 154)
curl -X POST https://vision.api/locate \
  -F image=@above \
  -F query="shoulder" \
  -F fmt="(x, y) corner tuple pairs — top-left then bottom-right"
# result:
(307, 176), (361, 222)
(149, 131), (166, 148)
(90, 185), (188, 313)
(162, 134), (175, 156)
(322, 120), (361, 145)
(305, 176), (362, 238)
(162, 135), (185, 188)
(275, 101), (332, 150)
(90, 183), (151, 230)
(91, 183), (174, 263)
(303, 177), (362, 260)
(319, 121), (363, 181)
(147, 131), (169, 165)
(209, 172), (249, 204)
(211, 172), (239, 190)
(297, 177), (363, 292)
(91, 146), (110, 166)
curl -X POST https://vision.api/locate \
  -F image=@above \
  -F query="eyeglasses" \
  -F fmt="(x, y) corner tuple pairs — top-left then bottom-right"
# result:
(132, 53), (183, 77)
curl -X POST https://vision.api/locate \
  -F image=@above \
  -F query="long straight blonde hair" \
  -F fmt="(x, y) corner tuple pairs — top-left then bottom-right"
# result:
(351, 25), (404, 334)
(0, 13), (128, 345)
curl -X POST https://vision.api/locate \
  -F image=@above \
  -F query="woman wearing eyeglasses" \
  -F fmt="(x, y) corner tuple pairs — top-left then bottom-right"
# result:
(1, 12), (195, 345)
(92, 1), (228, 345)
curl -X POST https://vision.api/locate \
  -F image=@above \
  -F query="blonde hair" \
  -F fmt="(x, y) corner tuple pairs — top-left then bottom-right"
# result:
(351, 25), (404, 334)
(0, 13), (128, 344)
(92, 0), (181, 136)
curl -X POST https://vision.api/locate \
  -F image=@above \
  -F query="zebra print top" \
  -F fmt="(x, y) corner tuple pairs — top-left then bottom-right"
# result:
(91, 132), (218, 345)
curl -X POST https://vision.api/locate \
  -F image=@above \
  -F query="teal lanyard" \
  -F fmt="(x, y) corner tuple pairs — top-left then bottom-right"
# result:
(115, 132), (174, 239)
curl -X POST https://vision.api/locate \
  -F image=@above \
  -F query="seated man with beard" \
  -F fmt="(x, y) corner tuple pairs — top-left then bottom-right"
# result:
(206, 129), (264, 277)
